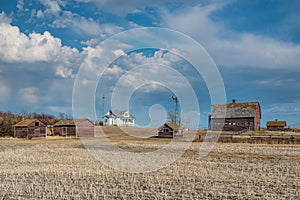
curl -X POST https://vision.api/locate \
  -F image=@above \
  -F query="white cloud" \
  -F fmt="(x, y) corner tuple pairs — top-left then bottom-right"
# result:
(0, 24), (59, 62)
(0, 12), (12, 24)
(51, 11), (122, 38)
(37, 10), (44, 18)
(17, 0), (24, 11)
(55, 65), (75, 78)
(40, 0), (63, 16)
(81, 38), (100, 47)
(0, 22), (83, 66)
(162, 3), (300, 69)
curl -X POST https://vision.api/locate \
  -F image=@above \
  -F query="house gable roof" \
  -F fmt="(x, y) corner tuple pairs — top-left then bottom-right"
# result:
(104, 110), (135, 120)
(211, 102), (260, 119)
(14, 118), (45, 127)
(266, 121), (286, 127)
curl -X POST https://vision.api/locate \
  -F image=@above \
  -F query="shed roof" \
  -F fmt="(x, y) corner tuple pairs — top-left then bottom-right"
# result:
(266, 121), (286, 127)
(53, 118), (92, 126)
(211, 102), (260, 118)
(14, 118), (40, 127)
(164, 123), (182, 130)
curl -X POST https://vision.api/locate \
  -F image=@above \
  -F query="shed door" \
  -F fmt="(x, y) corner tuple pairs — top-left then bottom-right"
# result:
(34, 128), (40, 135)
(62, 127), (67, 136)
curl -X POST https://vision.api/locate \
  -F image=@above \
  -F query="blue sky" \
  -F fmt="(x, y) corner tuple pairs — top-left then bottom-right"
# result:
(0, 0), (299, 128)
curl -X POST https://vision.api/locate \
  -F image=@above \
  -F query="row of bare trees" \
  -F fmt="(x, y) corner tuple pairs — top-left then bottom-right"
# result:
(0, 112), (68, 137)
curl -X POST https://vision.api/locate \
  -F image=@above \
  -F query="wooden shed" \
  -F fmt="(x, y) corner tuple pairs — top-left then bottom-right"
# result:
(158, 123), (183, 138)
(14, 119), (46, 138)
(53, 118), (94, 137)
(209, 99), (261, 131)
(266, 120), (287, 131)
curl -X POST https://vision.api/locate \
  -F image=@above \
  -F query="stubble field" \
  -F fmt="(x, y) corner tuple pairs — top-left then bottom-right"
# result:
(0, 127), (299, 199)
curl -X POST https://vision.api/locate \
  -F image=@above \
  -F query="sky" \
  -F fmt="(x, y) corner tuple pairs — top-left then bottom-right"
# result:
(0, 0), (299, 128)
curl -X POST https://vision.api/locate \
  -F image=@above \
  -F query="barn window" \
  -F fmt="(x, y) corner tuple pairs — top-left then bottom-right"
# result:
(163, 128), (169, 132)
(35, 122), (39, 126)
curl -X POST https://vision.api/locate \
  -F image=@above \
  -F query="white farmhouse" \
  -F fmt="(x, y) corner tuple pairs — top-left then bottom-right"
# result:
(103, 110), (135, 126)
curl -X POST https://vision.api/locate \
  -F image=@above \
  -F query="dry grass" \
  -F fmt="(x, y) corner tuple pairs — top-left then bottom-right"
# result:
(0, 128), (299, 199)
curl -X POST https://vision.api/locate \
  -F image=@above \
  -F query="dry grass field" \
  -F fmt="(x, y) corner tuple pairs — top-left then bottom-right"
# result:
(0, 127), (299, 199)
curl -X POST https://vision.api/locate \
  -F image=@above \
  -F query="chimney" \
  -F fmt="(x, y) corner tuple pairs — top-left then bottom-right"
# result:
(232, 99), (236, 104)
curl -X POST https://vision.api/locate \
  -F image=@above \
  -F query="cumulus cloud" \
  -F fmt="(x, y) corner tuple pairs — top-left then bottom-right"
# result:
(0, 12), (12, 24)
(0, 20), (83, 67)
(55, 65), (76, 78)
(51, 11), (122, 38)
(40, 0), (64, 16)
(0, 24), (60, 63)
(162, 3), (300, 69)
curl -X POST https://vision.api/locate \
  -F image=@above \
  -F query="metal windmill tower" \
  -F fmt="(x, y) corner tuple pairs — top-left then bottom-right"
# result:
(102, 94), (106, 116)
(171, 95), (181, 125)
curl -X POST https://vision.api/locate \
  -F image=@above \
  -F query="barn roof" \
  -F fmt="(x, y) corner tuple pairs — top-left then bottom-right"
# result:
(211, 101), (260, 118)
(266, 121), (286, 127)
(14, 118), (40, 127)
(103, 110), (135, 120)
(53, 118), (92, 126)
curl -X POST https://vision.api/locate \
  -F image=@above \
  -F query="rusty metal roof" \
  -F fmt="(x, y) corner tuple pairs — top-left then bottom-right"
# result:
(266, 121), (286, 127)
(53, 118), (93, 126)
(165, 123), (182, 130)
(211, 102), (260, 118)
(14, 119), (41, 126)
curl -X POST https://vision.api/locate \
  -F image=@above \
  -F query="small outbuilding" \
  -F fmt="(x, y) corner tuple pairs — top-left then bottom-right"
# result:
(266, 120), (287, 131)
(53, 118), (94, 137)
(14, 118), (47, 138)
(158, 123), (183, 138)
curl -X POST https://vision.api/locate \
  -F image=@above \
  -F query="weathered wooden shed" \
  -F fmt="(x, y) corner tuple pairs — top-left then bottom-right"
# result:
(14, 119), (46, 138)
(53, 118), (94, 137)
(209, 99), (261, 131)
(266, 120), (287, 131)
(158, 123), (183, 138)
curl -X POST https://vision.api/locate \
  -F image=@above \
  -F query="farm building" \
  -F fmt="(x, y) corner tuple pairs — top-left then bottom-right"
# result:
(13, 118), (46, 138)
(209, 99), (261, 131)
(53, 118), (94, 137)
(103, 110), (135, 126)
(266, 120), (287, 131)
(158, 123), (183, 138)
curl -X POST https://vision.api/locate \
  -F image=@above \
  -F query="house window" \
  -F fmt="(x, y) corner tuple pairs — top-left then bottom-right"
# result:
(163, 128), (169, 132)
(124, 112), (129, 117)
(35, 122), (39, 126)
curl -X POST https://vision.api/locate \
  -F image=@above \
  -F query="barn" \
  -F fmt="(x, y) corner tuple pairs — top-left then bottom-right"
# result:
(209, 99), (261, 131)
(158, 123), (183, 138)
(266, 120), (287, 131)
(53, 118), (94, 137)
(14, 118), (46, 138)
